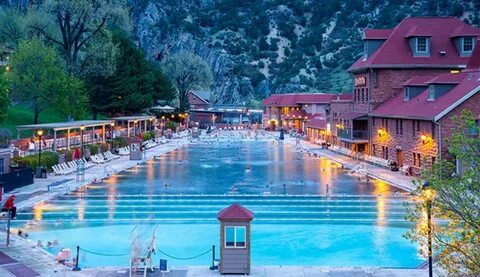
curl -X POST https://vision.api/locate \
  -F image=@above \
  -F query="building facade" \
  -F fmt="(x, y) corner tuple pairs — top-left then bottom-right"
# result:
(262, 17), (480, 176)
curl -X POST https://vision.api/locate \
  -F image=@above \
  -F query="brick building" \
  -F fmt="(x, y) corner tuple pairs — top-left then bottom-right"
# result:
(335, 17), (480, 156)
(261, 17), (480, 176)
(261, 93), (349, 135)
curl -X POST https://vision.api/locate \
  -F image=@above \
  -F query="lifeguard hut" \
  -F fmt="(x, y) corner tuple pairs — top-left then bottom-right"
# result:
(125, 137), (143, 160)
(217, 203), (254, 275)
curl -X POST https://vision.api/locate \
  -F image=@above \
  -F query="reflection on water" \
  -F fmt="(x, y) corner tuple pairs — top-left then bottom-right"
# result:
(84, 141), (401, 196)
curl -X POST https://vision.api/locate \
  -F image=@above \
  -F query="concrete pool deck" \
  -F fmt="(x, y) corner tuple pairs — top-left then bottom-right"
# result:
(54, 265), (429, 276)
(275, 134), (417, 192)
(1, 131), (425, 276)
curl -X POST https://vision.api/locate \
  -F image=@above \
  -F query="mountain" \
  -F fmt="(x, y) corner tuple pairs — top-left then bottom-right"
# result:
(132, 0), (479, 106)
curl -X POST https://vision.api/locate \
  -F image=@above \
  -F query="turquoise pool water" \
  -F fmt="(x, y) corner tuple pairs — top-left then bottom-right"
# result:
(17, 141), (423, 267)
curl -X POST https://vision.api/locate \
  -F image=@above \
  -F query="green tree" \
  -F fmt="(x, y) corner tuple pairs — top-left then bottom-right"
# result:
(54, 74), (88, 120)
(0, 8), (27, 49)
(405, 110), (480, 276)
(32, 0), (130, 75)
(9, 39), (75, 124)
(161, 52), (213, 111)
(87, 31), (175, 116)
(0, 66), (9, 123)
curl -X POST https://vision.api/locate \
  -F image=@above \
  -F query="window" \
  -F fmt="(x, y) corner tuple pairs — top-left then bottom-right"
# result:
(428, 85), (435, 100)
(416, 37), (428, 53)
(463, 37), (474, 52)
(431, 123), (436, 139)
(373, 71), (378, 88)
(400, 119), (403, 135)
(372, 144), (376, 156)
(413, 153), (421, 167)
(225, 226), (246, 248)
(404, 87), (409, 101)
(382, 146), (389, 160)
(365, 88), (369, 102)
(0, 158), (3, 174)
(372, 117), (375, 127)
(417, 120), (420, 132)
(396, 119), (403, 135)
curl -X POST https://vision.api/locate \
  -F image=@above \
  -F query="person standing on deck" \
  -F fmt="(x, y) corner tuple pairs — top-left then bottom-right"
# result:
(2, 195), (17, 219)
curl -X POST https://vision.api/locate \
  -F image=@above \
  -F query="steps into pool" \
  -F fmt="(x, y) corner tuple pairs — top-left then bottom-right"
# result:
(17, 194), (412, 226)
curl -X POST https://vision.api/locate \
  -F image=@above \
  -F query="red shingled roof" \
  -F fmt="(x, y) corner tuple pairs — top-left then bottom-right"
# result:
(425, 73), (465, 84)
(467, 40), (480, 70)
(262, 93), (341, 106)
(371, 71), (480, 120)
(349, 17), (480, 72)
(306, 118), (327, 129)
(364, 29), (393, 40)
(217, 203), (254, 221)
(402, 76), (435, 86)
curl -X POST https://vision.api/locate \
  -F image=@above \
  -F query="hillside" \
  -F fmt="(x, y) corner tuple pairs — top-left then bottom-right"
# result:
(132, 0), (479, 105)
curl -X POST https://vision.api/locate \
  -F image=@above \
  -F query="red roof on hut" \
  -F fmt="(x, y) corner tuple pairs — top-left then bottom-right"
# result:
(217, 203), (254, 221)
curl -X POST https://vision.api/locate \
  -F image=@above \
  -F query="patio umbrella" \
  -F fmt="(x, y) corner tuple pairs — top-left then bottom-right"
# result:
(73, 148), (80, 160)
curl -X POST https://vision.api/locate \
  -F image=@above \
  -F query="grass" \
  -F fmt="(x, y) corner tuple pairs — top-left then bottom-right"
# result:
(0, 105), (107, 138)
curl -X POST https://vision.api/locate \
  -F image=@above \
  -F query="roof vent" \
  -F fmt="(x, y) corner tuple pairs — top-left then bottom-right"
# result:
(439, 51), (446, 56)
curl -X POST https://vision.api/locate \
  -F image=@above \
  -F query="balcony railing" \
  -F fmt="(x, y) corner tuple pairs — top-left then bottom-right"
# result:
(338, 130), (368, 141)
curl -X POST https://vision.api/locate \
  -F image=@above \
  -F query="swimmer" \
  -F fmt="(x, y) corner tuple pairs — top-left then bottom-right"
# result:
(36, 240), (43, 248)
(47, 241), (53, 248)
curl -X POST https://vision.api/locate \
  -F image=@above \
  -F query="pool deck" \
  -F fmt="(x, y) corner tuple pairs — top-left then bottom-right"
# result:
(1, 131), (426, 276)
(276, 134), (418, 192)
(2, 137), (191, 276)
(54, 265), (429, 277)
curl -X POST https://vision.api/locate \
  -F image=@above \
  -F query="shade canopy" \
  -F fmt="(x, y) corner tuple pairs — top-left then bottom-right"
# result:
(16, 120), (113, 132)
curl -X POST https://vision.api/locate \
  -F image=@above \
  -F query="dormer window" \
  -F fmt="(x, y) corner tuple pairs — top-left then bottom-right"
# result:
(462, 37), (474, 52)
(416, 37), (428, 53)
(404, 87), (410, 101)
(428, 85), (435, 101)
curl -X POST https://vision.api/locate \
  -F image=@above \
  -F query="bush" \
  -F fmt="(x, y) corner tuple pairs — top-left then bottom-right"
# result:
(13, 151), (59, 170)
(86, 144), (98, 155)
(97, 142), (109, 153)
(142, 131), (155, 141)
(112, 137), (129, 148)
(165, 121), (177, 131)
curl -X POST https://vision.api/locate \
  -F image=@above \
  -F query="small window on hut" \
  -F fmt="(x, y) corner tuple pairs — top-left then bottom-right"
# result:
(225, 226), (246, 248)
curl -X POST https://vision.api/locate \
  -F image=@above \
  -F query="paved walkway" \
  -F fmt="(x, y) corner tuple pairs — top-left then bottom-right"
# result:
(276, 134), (417, 192)
(43, 266), (428, 277)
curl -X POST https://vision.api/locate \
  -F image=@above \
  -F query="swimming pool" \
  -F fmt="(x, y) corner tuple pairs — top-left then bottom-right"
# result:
(17, 140), (423, 267)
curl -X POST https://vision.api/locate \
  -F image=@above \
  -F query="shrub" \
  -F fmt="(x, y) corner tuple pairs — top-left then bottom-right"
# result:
(86, 144), (98, 155)
(97, 142), (109, 153)
(13, 151), (59, 170)
(165, 121), (177, 131)
(142, 131), (155, 141)
(112, 137), (128, 148)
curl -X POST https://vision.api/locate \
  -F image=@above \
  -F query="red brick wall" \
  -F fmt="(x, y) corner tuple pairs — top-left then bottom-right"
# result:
(370, 117), (439, 175)
(368, 69), (448, 110)
(330, 100), (354, 145)
(439, 91), (480, 158)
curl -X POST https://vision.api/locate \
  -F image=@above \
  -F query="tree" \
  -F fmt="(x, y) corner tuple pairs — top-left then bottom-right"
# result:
(405, 110), (480, 276)
(0, 66), (9, 123)
(54, 74), (88, 120)
(9, 39), (84, 124)
(32, 0), (130, 75)
(0, 8), (27, 49)
(86, 31), (175, 117)
(161, 52), (213, 111)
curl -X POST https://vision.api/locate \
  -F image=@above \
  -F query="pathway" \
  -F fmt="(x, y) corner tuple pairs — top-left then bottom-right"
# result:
(276, 134), (417, 192)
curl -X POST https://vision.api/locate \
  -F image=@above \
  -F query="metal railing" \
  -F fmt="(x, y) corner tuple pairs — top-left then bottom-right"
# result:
(338, 130), (368, 140)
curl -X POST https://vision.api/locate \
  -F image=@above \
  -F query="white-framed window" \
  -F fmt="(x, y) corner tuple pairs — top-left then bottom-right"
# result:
(0, 158), (3, 174)
(416, 37), (428, 53)
(403, 87), (409, 101)
(428, 85), (435, 100)
(225, 226), (246, 248)
(462, 37), (474, 53)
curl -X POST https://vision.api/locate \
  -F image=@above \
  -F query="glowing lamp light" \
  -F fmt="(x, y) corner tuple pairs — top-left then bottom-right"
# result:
(110, 122), (115, 127)
(36, 129), (44, 137)
(378, 129), (386, 137)
(421, 134), (431, 145)
(80, 125), (85, 131)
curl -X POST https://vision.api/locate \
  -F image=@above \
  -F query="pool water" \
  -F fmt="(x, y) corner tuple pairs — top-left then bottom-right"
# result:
(17, 141), (423, 268)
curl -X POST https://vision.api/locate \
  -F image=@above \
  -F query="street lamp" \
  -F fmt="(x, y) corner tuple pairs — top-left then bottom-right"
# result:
(133, 120), (138, 136)
(110, 122), (115, 150)
(80, 125), (85, 158)
(149, 118), (153, 131)
(36, 130), (44, 168)
(422, 181), (435, 277)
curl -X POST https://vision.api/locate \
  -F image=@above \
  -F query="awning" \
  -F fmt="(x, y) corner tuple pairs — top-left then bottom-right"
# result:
(16, 120), (113, 132)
